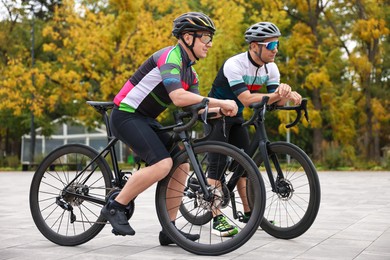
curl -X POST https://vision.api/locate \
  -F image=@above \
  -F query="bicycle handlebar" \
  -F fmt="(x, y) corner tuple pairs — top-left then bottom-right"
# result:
(87, 99), (211, 134)
(276, 99), (309, 128)
(242, 96), (269, 127)
(173, 98), (209, 133)
(242, 98), (309, 128)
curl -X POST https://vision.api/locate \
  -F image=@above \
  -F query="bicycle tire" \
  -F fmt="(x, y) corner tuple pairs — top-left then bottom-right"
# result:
(29, 144), (113, 246)
(252, 141), (320, 239)
(156, 141), (265, 256)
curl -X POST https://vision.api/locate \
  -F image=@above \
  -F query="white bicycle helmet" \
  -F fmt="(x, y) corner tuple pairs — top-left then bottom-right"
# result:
(244, 22), (281, 43)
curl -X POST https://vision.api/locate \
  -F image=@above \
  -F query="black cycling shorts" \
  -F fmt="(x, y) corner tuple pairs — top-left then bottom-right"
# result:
(110, 108), (180, 166)
(206, 116), (251, 180)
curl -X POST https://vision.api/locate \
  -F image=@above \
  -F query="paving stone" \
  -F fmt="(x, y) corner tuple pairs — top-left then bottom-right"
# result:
(0, 171), (389, 260)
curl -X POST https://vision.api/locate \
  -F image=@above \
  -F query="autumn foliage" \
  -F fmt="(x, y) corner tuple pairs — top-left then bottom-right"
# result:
(0, 0), (389, 169)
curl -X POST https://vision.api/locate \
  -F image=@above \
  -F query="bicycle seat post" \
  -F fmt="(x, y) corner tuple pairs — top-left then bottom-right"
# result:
(86, 101), (123, 187)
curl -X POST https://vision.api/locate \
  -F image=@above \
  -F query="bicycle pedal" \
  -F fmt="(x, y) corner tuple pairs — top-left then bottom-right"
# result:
(112, 229), (126, 236)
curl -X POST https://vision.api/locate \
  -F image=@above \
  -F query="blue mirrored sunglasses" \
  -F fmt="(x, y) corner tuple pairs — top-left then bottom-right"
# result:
(258, 41), (279, 51)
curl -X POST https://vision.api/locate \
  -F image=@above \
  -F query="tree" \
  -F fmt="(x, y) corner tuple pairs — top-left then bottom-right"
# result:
(0, 0), (388, 169)
(324, 0), (389, 162)
(349, 0), (389, 161)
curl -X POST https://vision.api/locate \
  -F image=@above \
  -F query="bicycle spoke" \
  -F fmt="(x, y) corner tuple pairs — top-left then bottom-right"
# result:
(254, 142), (320, 239)
(30, 144), (112, 246)
(157, 142), (265, 255)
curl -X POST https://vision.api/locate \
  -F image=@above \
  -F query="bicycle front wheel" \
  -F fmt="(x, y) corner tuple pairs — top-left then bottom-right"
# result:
(253, 141), (321, 239)
(29, 144), (113, 246)
(156, 141), (265, 256)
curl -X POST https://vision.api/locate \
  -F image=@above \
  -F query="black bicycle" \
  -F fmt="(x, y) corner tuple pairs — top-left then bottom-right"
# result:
(29, 99), (266, 256)
(180, 97), (321, 239)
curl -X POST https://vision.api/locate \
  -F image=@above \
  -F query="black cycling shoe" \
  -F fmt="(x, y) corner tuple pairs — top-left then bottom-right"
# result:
(101, 202), (135, 236)
(159, 230), (200, 246)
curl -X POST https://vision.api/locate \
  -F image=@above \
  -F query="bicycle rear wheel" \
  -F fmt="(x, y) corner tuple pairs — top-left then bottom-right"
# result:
(156, 141), (265, 256)
(252, 141), (320, 239)
(29, 144), (113, 246)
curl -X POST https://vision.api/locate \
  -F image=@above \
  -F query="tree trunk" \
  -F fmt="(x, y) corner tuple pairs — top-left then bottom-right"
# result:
(364, 88), (374, 160)
(312, 87), (322, 161)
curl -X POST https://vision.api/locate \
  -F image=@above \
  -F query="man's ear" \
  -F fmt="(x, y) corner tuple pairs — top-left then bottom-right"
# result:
(184, 33), (192, 45)
(250, 42), (258, 50)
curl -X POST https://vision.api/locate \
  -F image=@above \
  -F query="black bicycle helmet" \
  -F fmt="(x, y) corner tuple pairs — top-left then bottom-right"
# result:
(172, 12), (216, 38)
(244, 22), (281, 43)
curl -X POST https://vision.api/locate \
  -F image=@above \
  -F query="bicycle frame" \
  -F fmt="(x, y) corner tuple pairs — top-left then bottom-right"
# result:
(61, 100), (218, 208)
(30, 98), (268, 254)
(60, 103), (123, 206)
(244, 98), (309, 193)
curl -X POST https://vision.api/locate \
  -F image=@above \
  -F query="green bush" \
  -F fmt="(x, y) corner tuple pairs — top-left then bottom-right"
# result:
(6, 155), (20, 168)
(321, 142), (358, 170)
(0, 156), (5, 168)
(322, 146), (343, 169)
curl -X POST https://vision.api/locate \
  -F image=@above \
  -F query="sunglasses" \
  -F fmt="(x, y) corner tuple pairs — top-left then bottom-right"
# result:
(257, 41), (279, 51)
(192, 33), (213, 44)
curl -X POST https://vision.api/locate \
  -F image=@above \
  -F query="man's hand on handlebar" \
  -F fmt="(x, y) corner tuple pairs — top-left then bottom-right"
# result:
(219, 99), (238, 117)
(275, 83), (292, 98)
(275, 83), (302, 106)
(287, 91), (302, 106)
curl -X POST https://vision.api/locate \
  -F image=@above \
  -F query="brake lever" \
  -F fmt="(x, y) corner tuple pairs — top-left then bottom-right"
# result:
(200, 102), (209, 124)
(301, 99), (310, 123)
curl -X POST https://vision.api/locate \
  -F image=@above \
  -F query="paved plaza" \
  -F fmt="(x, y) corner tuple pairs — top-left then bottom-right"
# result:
(0, 170), (389, 260)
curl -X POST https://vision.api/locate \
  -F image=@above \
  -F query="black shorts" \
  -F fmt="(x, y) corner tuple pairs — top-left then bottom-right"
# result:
(206, 116), (250, 151)
(110, 109), (179, 166)
(206, 116), (251, 180)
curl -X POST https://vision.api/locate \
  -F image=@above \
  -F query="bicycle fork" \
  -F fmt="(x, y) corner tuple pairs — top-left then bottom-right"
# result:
(249, 118), (284, 193)
(179, 133), (212, 201)
(180, 132), (244, 219)
(258, 139), (288, 195)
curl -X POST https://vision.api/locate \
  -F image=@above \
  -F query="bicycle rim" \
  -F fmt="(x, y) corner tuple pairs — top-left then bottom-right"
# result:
(253, 141), (320, 239)
(156, 141), (265, 255)
(29, 144), (112, 246)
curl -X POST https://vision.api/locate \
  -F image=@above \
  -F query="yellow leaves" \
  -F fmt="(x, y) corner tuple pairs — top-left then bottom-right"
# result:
(290, 0), (309, 13)
(51, 69), (81, 89)
(331, 105), (355, 142)
(0, 59), (47, 116)
(304, 68), (331, 91)
(371, 98), (390, 131)
(48, 94), (59, 111)
(259, 2), (289, 27)
(43, 43), (58, 52)
(110, 0), (137, 11)
(284, 23), (316, 64)
(34, 71), (46, 89)
(63, 37), (71, 48)
(42, 26), (61, 40)
(276, 110), (300, 135)
(307, 107), (322, 129)
(349, 54), (371, 81)
(353, 18), (389, 43)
